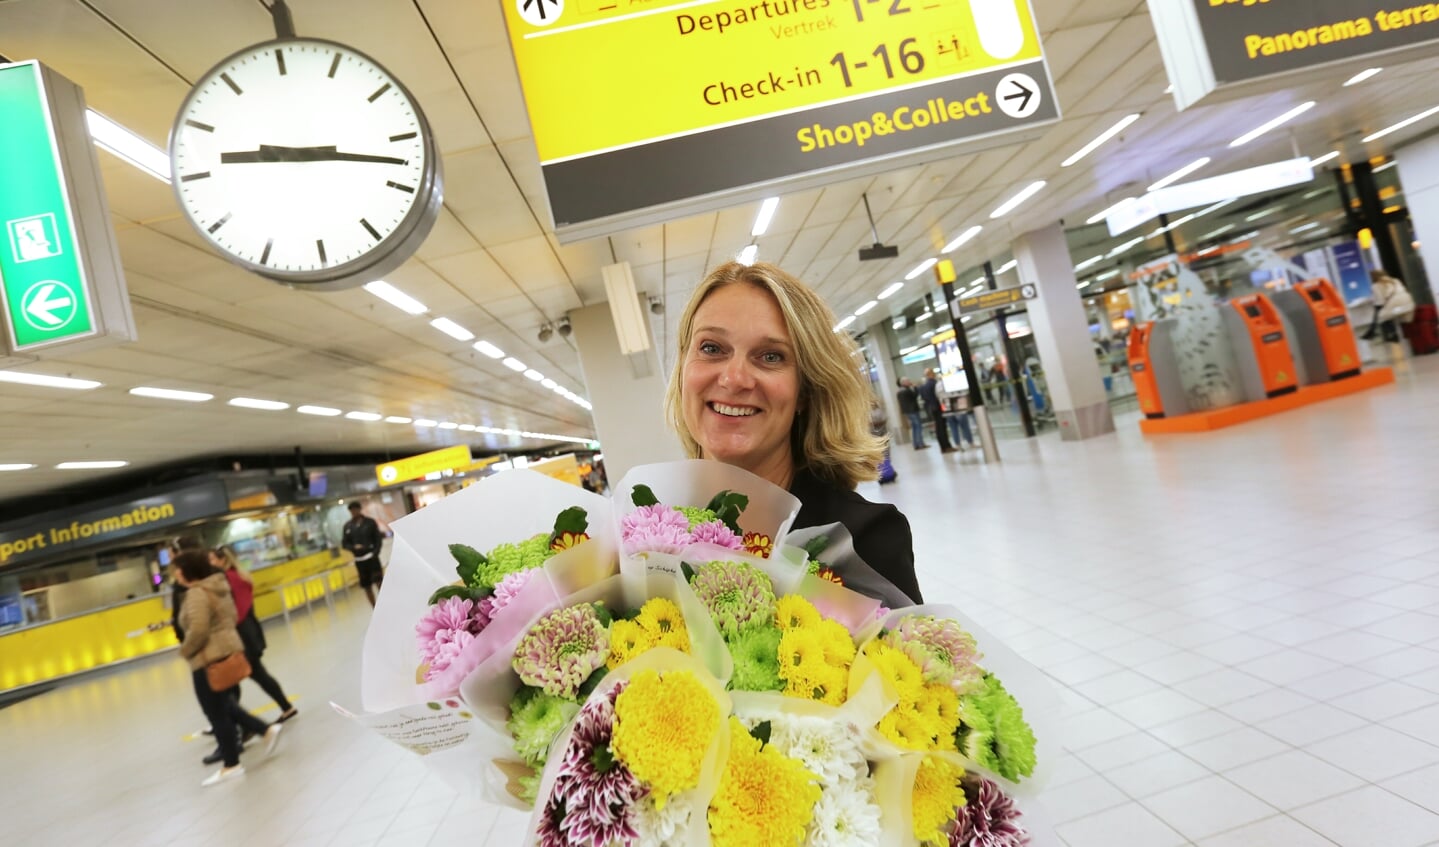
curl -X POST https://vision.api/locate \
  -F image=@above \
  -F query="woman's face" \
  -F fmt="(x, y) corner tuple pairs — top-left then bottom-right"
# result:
(681, 283), (801, 484)
(209, 550), (225, 569)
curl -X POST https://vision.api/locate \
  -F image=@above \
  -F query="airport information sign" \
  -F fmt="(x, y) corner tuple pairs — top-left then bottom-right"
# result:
(503, 0), (1059, 235)
(953, 282), (1036, 316)
(375, 445), (474, 486)
(0, 62), (96, 351)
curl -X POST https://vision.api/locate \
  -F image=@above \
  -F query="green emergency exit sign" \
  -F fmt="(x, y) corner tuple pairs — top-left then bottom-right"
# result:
(0, 62), (99, 351)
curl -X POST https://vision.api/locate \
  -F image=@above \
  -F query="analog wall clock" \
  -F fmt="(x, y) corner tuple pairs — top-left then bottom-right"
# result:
(168, 38), (442, 290)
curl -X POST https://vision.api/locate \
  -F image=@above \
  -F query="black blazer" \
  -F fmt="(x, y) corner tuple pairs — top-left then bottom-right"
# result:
(789, 467), (923, 605)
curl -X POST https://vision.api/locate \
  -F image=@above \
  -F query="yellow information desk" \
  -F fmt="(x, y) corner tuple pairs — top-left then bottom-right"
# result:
(0, 549), (359, 693)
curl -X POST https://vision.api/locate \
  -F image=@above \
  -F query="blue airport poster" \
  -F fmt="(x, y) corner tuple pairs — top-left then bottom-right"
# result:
(1330, 242), (1371, 304)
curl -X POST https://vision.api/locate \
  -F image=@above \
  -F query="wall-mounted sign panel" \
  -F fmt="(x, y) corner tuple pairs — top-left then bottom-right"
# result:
(953, 282), (1036, 316)
(0, 62), (135, 355)
(503, 0), (1059, 239)
(375, 445), (473, 486)
(1150, 1), (1439, 110)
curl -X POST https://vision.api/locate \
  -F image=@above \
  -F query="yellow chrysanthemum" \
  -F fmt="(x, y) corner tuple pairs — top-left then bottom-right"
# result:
(612, 669), (721, 803)
(911, 756), (967, 846)
(607, 618), (653, 670)
(659, 627), (693, 654)
(774, 594), (822, 631)
(816, 618), (857, 667)
(785, 663), (848, 705)
(917, 683), (961, 748)
(777, 627), (829, 682)
(635, 597), (686, 638)
(709, 717), (821, 847)
(865, 642), (925, 705)
(878, 704), (939, 750)
(549, 530), (589, 552)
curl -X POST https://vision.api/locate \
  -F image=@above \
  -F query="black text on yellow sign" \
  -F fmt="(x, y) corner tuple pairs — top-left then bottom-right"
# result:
(504, 0), (1047, 163)
(375, 445), (474, 486)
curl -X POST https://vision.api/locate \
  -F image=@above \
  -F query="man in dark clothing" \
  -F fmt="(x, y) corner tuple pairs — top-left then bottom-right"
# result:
(919, 369), (954, 452)
(342, 502), (385, 606)
(895, 377), (928, 449)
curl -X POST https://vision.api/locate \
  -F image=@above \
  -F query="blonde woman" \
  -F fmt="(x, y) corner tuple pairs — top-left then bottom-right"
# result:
(665, 261), (922, 604)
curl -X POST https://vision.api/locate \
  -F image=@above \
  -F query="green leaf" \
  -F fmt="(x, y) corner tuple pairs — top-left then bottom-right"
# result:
(631, 484), (659, 507)
(706, 490), (750, 534)
(448, 543), (488, 586)
(427, 585), (471, 605)
(801, 535), (830, 560)
(552, 506), (589, 537)
(577, 666), (609, 699)
(680, 561), (697, 583)
(748, 719), (772, 747)
(591, 601), (614, 627)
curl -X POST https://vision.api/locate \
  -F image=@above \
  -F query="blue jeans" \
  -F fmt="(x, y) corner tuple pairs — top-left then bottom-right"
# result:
(905, 412), (926, 447)
(947, 413), (974, 447)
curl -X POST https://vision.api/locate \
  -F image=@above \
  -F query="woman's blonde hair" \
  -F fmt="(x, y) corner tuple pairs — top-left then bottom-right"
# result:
(213, 545), (240, 570)
(664, 262), (885, 490)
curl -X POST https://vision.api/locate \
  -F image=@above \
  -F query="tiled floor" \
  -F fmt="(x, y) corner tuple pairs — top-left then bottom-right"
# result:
(4, 354), (1439, 846)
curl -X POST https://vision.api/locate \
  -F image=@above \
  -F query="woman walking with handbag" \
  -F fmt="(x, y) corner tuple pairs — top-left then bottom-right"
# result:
(174, 551), (282, 786)
(212, 546), (298, 723)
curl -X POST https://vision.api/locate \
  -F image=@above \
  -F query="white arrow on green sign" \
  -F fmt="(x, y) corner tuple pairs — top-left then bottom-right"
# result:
(0, 62), (107, 353)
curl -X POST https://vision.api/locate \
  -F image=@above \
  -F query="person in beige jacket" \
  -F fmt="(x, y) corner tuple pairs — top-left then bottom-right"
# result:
(174, 551), (282, 786)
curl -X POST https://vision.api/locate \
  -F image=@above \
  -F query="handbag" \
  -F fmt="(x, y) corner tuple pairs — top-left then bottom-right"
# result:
(206, 651), (252, 692)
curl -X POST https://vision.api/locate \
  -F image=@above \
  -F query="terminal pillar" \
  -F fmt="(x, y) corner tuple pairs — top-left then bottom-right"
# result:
(1395, 134), (1439, 307)
(569, 300), (684, 480)
(1012, 223), (1115, 440)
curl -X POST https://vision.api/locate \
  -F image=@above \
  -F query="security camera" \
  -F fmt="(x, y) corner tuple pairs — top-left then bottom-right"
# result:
(538, 323), (554, 343)
(557, 317), (572, 338)
(649, 296), (663, 315)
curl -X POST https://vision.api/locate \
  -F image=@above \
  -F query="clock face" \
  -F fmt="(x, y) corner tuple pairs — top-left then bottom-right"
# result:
(169, 38), (441, 288)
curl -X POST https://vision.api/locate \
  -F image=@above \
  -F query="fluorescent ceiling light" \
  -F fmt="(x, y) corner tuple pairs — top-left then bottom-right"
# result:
(905, 258), (938, 280)
(1148, 157), (1210, 192)
(541, 377), (558, 389)
(916, 311), (932, 322)
(1245, 207), (1279, 222)
(891, 318), (904, 329)
(502, 357), (527, 372)
(833, 315), (857, 331)
(1088, 198), (1137, 226)
(1344, 68), (1382, 86)
(1074, 255), (1103, 272)
(961, 285), (985, 298)
(0, 370), (101, 390)
(229, 397), (288, 410)
(942, 226), (983, 253)
(878, 282), (904, 300)
(854, 299), (878, 316)
(0, 463), (36, 471)
(437, 421), (459, 429)
(1061, 113), (1141, 167)
(473, 340), (505, 359)
(1097, 269), (1121, 281)
(413, 419), (438, 427)
(297, 405), (341, 416)
(1077, 280), (1092, 289)
(430, 317), (474, 341)
(1309, 151), (1340, 167)
(129, 386), (212, 402)
(86, 109), (171, 183)
(1374, 160), (1398, 174)
(961, 315), (972, 323)
(1202, 224), (1236, 239)
(921, 329), (936, 339)
(1194, 198), (1237, 218)
(1230, 101), (1315, 147)
(1291, 222), (1321, 233)
(751, 197), (779, 236)
(737, 244), (759, 264)
(363, 280), (427, 315)
(900, 345), (919, 356)
(384, 415), (413, 424)
(1363, 103), (1439, 143)
(524, 369), (544, 381)
(1105, 237), (1143, 258)
(57, 460), (129, 470)
(345, 411), (382, 421)
(995, 260), (1018, 275)
(990, 180), (1047, 218)
(458, 423), (476, 431)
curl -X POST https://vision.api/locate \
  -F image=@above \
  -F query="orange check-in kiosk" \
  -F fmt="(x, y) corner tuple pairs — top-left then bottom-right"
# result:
(1226, 294), (1299, 399)
(1293, 279), (1361, 381)
(1127, 320), (1187, 418)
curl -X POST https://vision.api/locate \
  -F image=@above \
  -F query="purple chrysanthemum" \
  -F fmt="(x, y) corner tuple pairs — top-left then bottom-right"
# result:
(883, 615), (985, 694)
(415, 596), (486, 664)
(513, 604), (611, 698)
(951, 776), (1030, 847)
(535, 786), (570, 847)
(480, 568), (536, 620)
(621, 504), (693, 555)
(689, 519), (744, 551)
(551, 685), (644, 846)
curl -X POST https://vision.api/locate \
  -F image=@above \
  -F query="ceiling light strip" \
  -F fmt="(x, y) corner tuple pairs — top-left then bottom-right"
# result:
(1061, 114), (1141, 167)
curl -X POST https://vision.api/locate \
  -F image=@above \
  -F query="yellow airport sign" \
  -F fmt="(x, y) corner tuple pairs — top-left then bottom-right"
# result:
(375, 445), (473, 486)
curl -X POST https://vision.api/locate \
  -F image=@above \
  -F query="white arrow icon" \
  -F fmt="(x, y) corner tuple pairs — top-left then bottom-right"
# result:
(25, 282), (74, 326)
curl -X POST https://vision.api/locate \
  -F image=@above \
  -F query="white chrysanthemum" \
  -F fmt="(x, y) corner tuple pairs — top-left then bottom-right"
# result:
(808, 778), (883, 847)
(631, 792), (694, 847)
(771, 715), (867, 786)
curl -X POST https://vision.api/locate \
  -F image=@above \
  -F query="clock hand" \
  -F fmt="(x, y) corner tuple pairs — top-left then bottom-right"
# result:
(219, 145), (407, 165)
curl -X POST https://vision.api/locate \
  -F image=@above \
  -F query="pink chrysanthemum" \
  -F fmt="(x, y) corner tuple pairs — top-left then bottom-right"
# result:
(952, 776), (1030, 847)
(689, 519), (744, 551)
(480, 568), (536, 620)
(621, 504), (693, 555)
(513, 604), (610, 698)
(884, 615), (985, 694)
(415, 596), (486, 664)
(424, 629), (476, 680)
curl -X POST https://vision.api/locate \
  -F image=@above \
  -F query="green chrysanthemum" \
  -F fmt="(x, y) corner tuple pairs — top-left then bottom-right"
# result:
(678, 506), (718, 529)
(728, 625), (785, 692)
(955, 695), (999, 774)
(958, 675), (1036, 781)
(507, 688), (581, 766)
(517, 771), (543, 805)
(691, 561), (776, 638)
(478, 533), (554, 587)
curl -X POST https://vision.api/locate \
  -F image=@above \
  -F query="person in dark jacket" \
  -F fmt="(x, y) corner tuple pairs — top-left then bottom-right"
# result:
(665, 261), (922, 604)
(919, 368), (954, 453)
(895, 377), (928, 449)
(342, 501), (385, 606)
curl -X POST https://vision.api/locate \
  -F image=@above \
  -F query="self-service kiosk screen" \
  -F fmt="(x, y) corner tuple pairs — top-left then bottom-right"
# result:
(1244, 304), (1262, 318)
(1307, 289), (1324, 302)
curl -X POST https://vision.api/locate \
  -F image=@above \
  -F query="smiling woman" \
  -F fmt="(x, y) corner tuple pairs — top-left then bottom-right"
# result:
(664, 262), (923, 603)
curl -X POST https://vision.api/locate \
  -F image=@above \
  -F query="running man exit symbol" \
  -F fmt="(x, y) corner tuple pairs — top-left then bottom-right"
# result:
(7, 213), (62, 263)
(519, 0), (563, 26)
